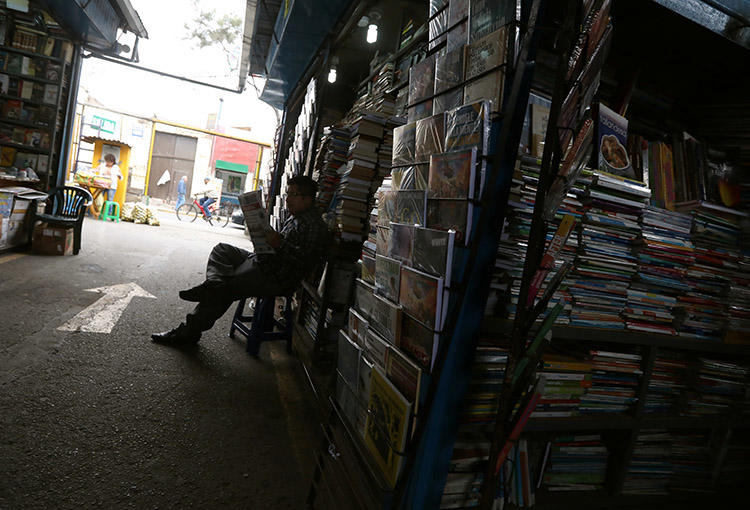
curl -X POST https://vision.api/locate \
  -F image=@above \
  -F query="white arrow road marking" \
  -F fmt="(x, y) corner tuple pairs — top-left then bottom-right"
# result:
(58, 282), (156, 334)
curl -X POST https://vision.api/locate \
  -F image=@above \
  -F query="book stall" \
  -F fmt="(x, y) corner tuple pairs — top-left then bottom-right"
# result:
(257, 0), (750, 508)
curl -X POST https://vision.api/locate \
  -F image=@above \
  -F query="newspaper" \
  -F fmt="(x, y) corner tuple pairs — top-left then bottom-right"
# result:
(238, 190), (275, 254)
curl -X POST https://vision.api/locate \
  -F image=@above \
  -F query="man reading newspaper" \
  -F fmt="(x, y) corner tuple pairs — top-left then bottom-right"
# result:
(152, 175), (328, 345)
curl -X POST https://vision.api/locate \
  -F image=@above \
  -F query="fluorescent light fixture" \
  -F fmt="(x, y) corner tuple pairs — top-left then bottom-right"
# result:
(327, 68), (337, 83)
(367, 24), (378, 44)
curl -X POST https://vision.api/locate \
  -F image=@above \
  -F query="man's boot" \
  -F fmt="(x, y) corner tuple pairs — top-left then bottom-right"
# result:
(151, 324), (201, 345)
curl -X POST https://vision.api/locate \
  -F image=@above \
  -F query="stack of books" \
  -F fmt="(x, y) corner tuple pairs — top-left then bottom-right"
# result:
(569, 171), (649, 329)
(643, 350), (688, 414)
(314, 125), (351, 212)
(669, 432), (713, 493)
(539, 435), (609, 492)
(685, 358), (749, 416)
(622, 430), (672, 495)
(493, 155), (586, 322)
(459, 344), (508, 424)
(627, 206), (694, 335)
(335, 114), (388, 242)
(579, 349), (641, 415)
(532, 354), (591, 418)
(675, 201), (749, 341)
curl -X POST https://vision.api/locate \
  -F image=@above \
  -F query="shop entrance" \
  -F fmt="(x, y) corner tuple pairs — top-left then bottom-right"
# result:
(147, 132), (198, 201)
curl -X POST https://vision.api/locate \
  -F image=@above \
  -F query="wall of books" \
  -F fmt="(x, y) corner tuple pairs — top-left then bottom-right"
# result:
(0, 3), (76, 190)
(285, 0), (750, 508)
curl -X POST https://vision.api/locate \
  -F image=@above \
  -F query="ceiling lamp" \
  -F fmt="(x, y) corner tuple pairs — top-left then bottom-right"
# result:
(367, 23), (378, 43)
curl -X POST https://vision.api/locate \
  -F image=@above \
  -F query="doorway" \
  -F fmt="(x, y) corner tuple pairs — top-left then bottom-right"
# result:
(148, 132), (198, 201)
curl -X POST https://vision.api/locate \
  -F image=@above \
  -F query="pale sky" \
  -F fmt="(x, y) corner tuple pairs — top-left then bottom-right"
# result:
(78, 0), (279, 145)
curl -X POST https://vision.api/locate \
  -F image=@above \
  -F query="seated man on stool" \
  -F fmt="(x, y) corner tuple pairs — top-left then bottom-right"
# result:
(152, 175), (328, 345)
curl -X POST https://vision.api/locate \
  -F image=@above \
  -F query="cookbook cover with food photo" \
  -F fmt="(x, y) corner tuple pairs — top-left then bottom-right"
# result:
(595, 102), (634, 178)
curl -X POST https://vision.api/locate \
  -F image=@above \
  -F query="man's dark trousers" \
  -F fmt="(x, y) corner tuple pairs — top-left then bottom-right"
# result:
(184, 243), (295, 334)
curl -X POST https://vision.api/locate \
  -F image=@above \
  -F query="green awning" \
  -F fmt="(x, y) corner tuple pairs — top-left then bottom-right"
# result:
(215, 160), (249, 174)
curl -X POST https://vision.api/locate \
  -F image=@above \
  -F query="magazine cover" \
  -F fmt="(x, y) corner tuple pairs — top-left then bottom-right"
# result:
(356, 356), (374, 435)
(376, 225), (390, 255)
(335, 372), (359, 431)
(238, 190), (275, 254)
(398, 312), (441, 371)
(386, 346), (424, 408)
(378, 190), (397, 226)
(399, 266), (445, 331)
(362, 254), (376, 284)
(364, 328), (390, 368)
(354, 278), (376, 320)
(412, 226), (455, 282)
(408, 54), (436, 105)
(392, 122), (417, 167)
(444, 100), (490, 155)
(338, 330), (362, 387)
(370, 292), (403, 345)
(348, 307), (370, 347)
(394, 190), (426, 225)
(428, 148), (477, 199)
(407, 98), (433, 123)
(426, 198), (472, 245)
(446, 20), (468, 51)
(415, 112), (446, 163)
(595, 102), (634, 178)
(448, 0), (469, 26)
(465, 26), (508, 80)
(469, 0), (515, 41)
(364, 366), (412, 488)
(391, 165), (428, 191)
(375, 254), (402, 302)
(388, 223), (415, 265)
(433, 88), (464, 115)
(434, 47), (464, 95)
(464, 69), (504, 113)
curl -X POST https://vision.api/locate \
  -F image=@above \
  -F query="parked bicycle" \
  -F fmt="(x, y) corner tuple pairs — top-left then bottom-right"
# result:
(176, 196), (232, 227)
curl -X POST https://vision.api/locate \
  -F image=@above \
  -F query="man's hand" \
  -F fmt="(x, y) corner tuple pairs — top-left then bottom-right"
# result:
(266, 229), (282, 248)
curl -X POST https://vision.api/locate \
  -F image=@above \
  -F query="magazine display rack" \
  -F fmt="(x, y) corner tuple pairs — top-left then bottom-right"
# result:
(277, 1), (750, 509)
(0, 5), (74, 190)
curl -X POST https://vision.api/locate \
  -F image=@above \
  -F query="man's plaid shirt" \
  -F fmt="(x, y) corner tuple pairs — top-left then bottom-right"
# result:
(258, 206), (328, 288)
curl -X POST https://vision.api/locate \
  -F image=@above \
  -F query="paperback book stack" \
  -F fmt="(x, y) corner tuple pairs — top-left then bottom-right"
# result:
(685, 358), (749, 416)
(627, 206), (694, 336)
(675, 201), (748, 340)
(459, 343), (509, 424)
(579, 349), (641, 415)
(532, 354), (592, 418)
(643, 350), (688, 414)
(348, 60), (397, 121)
(669, 432), (713, 493)
(569, 171), (648, 329)
(622, 430), (672, 495)
(538, 435), (609, 492)
(314, 125), (351, 212)
(335, 114), (389, 244)
(494, 154), (586, 321)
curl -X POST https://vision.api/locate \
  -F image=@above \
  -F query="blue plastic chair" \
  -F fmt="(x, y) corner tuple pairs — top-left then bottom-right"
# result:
(31, 186), (93, 255)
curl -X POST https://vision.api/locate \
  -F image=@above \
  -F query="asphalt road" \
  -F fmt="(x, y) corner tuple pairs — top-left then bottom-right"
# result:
(0, 212), (317, 509)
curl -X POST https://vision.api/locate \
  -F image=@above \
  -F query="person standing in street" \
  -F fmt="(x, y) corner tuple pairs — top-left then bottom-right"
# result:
(98, 154), (123, 202)
(175, 175), (188, 211)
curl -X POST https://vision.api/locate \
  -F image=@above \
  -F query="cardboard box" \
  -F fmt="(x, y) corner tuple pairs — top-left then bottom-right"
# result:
(0, 191), (33, 250)
(32, 224), (74, 255)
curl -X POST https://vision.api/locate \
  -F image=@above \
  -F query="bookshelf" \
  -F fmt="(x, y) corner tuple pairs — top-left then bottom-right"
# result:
(278, 1), (750, 509)
(0, 5), (76, 191)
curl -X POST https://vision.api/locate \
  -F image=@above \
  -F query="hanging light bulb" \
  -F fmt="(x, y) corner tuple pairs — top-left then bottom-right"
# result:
(367, 23), (378, 44)
(327, 67), (337, 83)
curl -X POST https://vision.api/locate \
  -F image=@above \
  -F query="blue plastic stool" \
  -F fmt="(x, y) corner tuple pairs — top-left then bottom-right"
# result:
(229, 295), (294, 355)
(100, 201), (120, 222)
